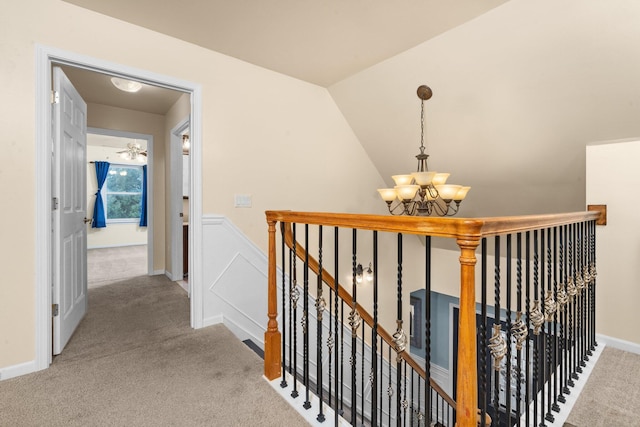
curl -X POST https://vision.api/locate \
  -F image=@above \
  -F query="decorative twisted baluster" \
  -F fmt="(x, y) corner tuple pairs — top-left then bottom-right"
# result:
(348, 308), (361, 333)
(557, 285), (568, 311)
(393, 321), (408, 353)
(544, 290), (557, 321)
(488, 324), (507, 371)
(530, 300), (544, 335)
(511, 311), (528, 350)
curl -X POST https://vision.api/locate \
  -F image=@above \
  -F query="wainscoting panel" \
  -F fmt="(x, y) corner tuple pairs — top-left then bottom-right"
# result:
(200, 215), (450, 424)
(201, 215), (270, 346)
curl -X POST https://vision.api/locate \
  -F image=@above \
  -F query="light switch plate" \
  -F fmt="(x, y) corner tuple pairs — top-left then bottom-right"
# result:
(234, 194), (252, 208)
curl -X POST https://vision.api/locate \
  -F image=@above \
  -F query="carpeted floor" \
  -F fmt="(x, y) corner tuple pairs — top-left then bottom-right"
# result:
(88, 245), (148, 288)
(564, 346), (640, 427)
(0, 275), (308, 426)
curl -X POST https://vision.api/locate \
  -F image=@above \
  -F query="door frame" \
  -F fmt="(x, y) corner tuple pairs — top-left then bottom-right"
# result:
(87, 127), (154, 275)
(169, 118), (190, 285)
(35, 44), (204, 370)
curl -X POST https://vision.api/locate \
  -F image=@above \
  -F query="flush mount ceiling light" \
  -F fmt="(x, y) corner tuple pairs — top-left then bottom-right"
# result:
(377, 85), (470, 216)
(111, 77), (142, 93)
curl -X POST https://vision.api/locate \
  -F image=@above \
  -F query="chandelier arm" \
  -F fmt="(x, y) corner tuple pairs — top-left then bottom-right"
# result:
(431, 198), (451, 217)
(387, 201), (407, 216)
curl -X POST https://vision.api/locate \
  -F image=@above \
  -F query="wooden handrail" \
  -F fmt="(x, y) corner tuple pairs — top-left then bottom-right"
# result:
(265, 209), (600, 427)
(266, 210), (601, 239)
(280, 222), (456, 409)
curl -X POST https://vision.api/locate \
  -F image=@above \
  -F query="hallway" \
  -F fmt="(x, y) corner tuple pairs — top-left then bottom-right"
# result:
(0, 276), (306, 426)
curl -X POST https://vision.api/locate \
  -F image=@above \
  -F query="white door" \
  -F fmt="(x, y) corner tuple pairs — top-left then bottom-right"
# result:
(52, 66), (88, 355)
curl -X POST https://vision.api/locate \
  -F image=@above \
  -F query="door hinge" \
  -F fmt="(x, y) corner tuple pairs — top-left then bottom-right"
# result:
(52, 197), (59, 211)
(51, 90), (59, 104)
(52, 304), (59, 317)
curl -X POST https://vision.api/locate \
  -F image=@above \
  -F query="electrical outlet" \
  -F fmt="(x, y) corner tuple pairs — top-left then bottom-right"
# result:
(234, 194), (252, 208)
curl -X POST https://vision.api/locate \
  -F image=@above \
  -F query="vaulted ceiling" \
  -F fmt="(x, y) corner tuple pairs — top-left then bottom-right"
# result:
(62, 0), (507, 87)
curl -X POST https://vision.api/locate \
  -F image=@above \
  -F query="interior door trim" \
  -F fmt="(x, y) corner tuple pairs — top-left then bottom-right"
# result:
(35, 44), (204, 371)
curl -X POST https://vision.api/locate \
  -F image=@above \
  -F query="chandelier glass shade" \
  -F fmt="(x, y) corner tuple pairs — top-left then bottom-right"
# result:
(377, 85), (470, 216)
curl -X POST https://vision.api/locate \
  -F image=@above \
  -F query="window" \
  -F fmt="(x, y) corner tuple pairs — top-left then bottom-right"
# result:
(104, 165), (143, 222)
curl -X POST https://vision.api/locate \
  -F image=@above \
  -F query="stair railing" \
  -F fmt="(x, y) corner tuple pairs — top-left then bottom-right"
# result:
(264, 210), (601, 427)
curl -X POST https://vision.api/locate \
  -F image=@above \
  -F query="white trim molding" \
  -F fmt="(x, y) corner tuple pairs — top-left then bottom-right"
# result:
(34, 44), (204, 375)
(596, 333), (640, 355)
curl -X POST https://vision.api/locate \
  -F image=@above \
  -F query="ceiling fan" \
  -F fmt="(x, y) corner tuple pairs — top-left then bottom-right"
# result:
(117, 142), (147, 162)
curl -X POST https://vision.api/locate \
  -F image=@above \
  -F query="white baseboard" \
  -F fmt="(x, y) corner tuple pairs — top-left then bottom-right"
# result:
(203, 314), (224, 328)
(0, 360), (38, 381)
(596, 333), (640, 354)
(224, 316), (265, 348)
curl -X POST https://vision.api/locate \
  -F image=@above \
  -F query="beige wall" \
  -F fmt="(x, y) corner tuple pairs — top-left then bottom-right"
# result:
(87, 103), (165, 271)
(587, 140), (640, 345)
(0, 0), (387, 369)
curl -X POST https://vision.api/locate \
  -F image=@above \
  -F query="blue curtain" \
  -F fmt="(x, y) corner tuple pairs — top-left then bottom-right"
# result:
(92, 161), (110, 228)
(139, 164), (148, 227)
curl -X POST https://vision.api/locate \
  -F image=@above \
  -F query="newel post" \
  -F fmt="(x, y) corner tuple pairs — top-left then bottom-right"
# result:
(264, 219), (282, 380)
(456, 237), (480, 427)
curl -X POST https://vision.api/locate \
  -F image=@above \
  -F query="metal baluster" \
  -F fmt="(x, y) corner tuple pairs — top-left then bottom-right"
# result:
(479, 238), (488, 427)
(372, 230), (379, 426)
(513, 233), (523, 426)
(395, 233), (406, 427)
(525, 231), (531, 427)
(540, 228), (547, 426)
(316, 225), (325, 422)
(328, 258), (333, 409)
(361, 321), (366, 426)
(544, 228), (555, 423)
(280, 223), (288, 388)
(557, 225), (567, 402)
(402, 360), (408, 426)
(425, 235), (433, 427)
(381, 338), (385, 424)
(388, 345), (392, 427)
(581, 221), (589, 366)
(532, 230), (540, 427)
(288, 228), (293, 378)
(333, 227), (341, 424)
(341, 299), (345, 417)
(435, 391), (440, 426)
(551, 227), (561, 414)
(303, 224), (311, 410)
(291, 223), (299, 399)
(589, 220), (598, 353)
(413, 370), (419, 427)
(506, 234), (513, 423)
(350, 229), (358, 426)
(575, 222), (584, 374)
(561, 224), (571, 398)
(491, 235), (501, 427)
(568, 223), (578, 385)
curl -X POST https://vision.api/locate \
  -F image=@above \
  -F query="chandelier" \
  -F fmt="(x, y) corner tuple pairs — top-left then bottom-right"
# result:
(377, 85), (470, 216)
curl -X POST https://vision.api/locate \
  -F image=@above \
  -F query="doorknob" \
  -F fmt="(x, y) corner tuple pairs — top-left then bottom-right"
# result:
(83, 218), (92, 224)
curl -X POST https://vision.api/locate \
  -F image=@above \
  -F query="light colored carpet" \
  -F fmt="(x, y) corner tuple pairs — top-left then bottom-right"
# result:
(564, 347), (640, 426)
(88, 245), (147, 288)
(0, 275), (308, 426)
